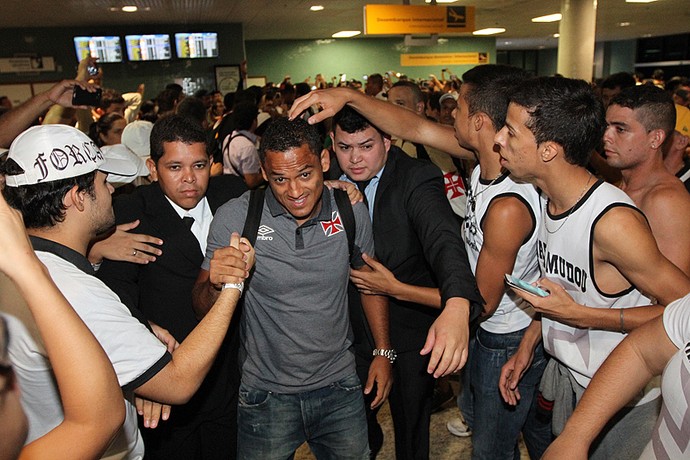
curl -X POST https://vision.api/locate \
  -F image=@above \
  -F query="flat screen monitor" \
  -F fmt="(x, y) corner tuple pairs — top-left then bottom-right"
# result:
(74, 36), (123, 63)
(175, 32), (218, 59)
(125, 34), (172, 61)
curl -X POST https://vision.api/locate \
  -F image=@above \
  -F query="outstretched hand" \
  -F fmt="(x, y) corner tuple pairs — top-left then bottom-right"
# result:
(420, 299), (471, 377)
(88, 220), (163, 265)
(288, 88), (356, 125)
(350, 253), (399, 296)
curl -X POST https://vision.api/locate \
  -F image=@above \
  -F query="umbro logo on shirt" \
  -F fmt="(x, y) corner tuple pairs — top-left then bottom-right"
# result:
(257, 225), (274, 241)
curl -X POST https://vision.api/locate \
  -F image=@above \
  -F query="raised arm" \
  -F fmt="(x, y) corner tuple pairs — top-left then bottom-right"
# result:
(0, 80), (97, 148)
(0, 192), (124, 459)
(289, 87), (471, 159)
(136, 233), (253, 404)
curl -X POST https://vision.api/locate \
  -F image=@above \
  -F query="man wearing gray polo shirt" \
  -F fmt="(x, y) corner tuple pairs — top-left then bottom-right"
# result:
(193, 117), (392, 459)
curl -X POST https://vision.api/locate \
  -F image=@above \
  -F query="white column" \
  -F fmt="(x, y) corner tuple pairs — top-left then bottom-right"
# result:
(557, 0), (598, 80)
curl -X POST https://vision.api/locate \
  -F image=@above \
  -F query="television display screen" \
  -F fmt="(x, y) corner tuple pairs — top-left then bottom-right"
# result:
(74, 36), (123, 63)
(175, 32), (218, 58)
(125, 34), (172, 61)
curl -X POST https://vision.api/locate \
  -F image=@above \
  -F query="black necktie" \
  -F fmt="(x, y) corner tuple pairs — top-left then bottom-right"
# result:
(182, 216), (195, 230)
(356, 180), (371, 207)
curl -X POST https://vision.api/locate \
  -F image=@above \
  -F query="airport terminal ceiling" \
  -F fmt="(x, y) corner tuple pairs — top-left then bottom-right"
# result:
(3, 0), (689, 45)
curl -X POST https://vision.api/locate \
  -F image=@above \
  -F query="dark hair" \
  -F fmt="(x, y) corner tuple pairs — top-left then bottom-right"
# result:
(367, 73), (383, 87)
(149, 114), (209, 163)
(428, 91), (443, 112)
(88, 112), (125, 147)
(231, 102), (258, 131)
(295, 82), (312, 98)
(259, 117), (322, 163)
(138, 100), (158, 123)
(165, 83), (184, 98)
(390, 81), (424, 105)
(601, 72), (636, 91)
(176, 96), (207, 126)
(193, 88), (209, 99)
(332, 106), (381, 135)
(610, 85), (675, 137)
(461, 64), (529, 131)
(1, 159), (96, 229)
(156, 89), (180, 114)
(665, 77), (689, 95)
(509, 76), (605, 167)
(223, 92), (236, 111)
(99, 89), (125, 111)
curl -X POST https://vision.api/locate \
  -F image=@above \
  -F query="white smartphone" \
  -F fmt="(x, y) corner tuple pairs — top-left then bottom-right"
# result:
(504, 274), (549, 297)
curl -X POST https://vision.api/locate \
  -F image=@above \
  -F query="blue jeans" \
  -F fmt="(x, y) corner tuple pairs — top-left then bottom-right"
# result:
(237, 373), (369, 460)
(470, 327), (553, 460)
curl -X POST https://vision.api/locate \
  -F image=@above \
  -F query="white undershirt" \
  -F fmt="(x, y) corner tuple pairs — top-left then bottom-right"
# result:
(164, 195), (212, 254)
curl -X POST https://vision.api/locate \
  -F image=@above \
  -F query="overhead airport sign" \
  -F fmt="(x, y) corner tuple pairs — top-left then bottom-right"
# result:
(401, 52), (488, 66)
(364, 4), (475, 35)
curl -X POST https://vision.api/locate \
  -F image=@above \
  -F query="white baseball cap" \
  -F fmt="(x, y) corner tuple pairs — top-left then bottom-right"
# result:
(121, 120), (153, 159)
(4, 124), (137, 187)
(100, 144), (150, 184)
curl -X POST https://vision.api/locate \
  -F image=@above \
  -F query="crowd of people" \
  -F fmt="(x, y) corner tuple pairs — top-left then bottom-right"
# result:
(0, 55), (689, 460)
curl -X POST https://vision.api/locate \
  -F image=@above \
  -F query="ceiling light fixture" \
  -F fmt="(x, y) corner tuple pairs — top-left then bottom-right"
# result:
(473, 28), (506, 36)
(619, 22), (631, 27)
(553, 33), (560, 38)
(122, 5), (138, 12)
(332, 30), (361, 38)
(532, 13), (562, 22)
(310, 5), (324, 11)
(424, 0), (459, 3)
(625, 0), (657, 3)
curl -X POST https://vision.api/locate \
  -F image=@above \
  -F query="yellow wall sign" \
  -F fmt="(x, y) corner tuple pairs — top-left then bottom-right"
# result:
(365, 4), (475, 35)
(400, 52), (488, 67)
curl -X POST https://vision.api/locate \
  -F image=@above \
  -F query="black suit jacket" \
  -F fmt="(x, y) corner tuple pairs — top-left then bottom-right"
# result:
(352, 147), (482, 352)
(97, 175), (247, 419)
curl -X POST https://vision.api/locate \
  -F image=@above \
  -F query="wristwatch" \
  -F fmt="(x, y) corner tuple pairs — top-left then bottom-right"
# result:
(222, 282), (244, 295)
(372, 348), (397, 364)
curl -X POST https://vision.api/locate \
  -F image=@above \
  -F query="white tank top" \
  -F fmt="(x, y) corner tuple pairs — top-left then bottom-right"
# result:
(538, 179), (652, 388)
(462, 168), (541, 334)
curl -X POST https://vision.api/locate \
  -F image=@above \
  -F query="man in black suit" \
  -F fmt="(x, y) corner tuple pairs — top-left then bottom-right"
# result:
(97, 115), (247, 460)
(330, 107), (482, 460)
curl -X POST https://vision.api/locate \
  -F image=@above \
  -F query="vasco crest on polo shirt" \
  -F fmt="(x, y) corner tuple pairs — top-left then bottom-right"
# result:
(321, 211), (344, 237)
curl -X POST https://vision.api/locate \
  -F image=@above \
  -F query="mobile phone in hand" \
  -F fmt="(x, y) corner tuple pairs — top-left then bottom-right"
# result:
(87, 64), (99, 76)
(72, 86), (102, 107)
(505, 274), (549, 297)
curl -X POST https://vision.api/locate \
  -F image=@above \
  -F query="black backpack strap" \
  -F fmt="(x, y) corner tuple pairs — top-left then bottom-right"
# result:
(223, 133), (253, 177)
(333, 189), (357, 264)
(242, 188), (265, 246)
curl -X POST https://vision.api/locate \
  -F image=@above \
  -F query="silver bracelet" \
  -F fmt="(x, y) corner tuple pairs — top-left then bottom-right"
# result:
(222, 282), (244, 295)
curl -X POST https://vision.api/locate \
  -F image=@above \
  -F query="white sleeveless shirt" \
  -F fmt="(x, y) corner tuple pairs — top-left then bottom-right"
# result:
(462, 168), (541, 334)
(538, 179), (652, 390)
